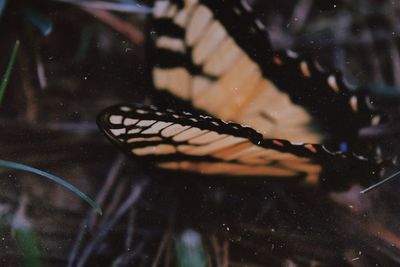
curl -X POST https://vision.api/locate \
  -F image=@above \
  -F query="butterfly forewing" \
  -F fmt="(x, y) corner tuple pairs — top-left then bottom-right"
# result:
(97, 104), (380, 188)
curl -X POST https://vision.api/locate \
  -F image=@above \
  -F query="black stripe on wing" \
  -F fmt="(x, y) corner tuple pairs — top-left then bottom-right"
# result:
(151, 18), (184, 38)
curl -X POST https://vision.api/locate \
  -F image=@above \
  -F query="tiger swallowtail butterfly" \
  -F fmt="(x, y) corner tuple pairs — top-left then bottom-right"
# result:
(98, 0), (383, 188)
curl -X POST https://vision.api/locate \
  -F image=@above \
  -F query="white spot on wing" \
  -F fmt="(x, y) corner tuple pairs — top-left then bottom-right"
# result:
(141, 121), (173, 134)
(371, 115), (380, 126)
(111, 128), (125, 136)
(166, 4), (177, 17)
(286, 50), (299, 58)
(156, 36), (186, 53)
(300, 61), (311, 77)
(153, 1), (170, 18)
(124, 118), (139, 126)
(127, 136), (162, 143)
(109, 115), (123, 125)
(193, 21), (227, 65)
(136, 120), (156, 127)
(328, 75), (339, 93)
(241, 0), (252, 11)
(133, 144), (176, 155)
(136, 109), (148, 114)
(186, 5), (213, 46)
(153, 67), (191, 99)
(350, 96), (358, 112)
(173, 127), (207, 141)
(173, 0), (198, 27)
(162, 124), (191, 137)
(255, 19), (265, 30)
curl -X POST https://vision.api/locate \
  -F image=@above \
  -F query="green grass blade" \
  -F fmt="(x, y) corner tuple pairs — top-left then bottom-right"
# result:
(361, 170), (400, 194)
(12, 215), (43, 267)
(0, 40), (20, 104)
(14, 228), (42, 267)
(175, 229), (207, 267)
(0, 160), (102, 214)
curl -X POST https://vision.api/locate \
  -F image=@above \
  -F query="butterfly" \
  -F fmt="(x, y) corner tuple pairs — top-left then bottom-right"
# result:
(97, 0), (383, 189)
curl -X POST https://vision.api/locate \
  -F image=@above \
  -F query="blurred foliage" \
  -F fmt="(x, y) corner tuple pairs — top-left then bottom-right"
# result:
(0, 40), (19, 104)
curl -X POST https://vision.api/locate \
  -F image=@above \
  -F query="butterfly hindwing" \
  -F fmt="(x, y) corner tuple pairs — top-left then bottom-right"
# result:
(150, 0), (379, 146)
(97, 104), (380, 189)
